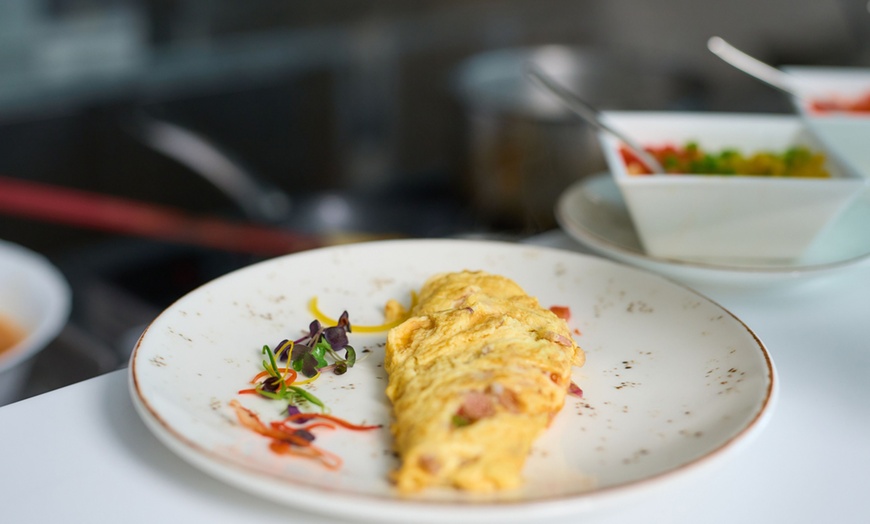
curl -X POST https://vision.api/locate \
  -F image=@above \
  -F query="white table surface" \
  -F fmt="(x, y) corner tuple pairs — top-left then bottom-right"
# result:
(2, 231), (869, 523)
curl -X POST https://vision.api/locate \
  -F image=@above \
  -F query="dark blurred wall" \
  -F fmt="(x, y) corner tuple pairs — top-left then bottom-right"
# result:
(0, 0), (863, 250)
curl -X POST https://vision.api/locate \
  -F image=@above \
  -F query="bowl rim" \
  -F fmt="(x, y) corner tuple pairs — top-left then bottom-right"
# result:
(0, 239), (71, 374)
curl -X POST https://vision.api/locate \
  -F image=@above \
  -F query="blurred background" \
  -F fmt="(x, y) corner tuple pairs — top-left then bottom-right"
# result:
(0, 0), (867, 401)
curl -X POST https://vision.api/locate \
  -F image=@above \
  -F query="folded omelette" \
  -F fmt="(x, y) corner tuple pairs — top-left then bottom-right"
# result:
(384, 270), (585, 493)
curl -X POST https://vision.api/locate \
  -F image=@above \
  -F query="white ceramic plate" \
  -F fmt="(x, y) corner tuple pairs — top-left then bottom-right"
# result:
(129, 239), (776, 523)
(556, 174), (870, 287)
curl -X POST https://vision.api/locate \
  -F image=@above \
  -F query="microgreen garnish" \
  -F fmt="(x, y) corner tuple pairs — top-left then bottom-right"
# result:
(241, 310), (357, 413)
(232, 303), (385, 470)
(241, 344), (327, 410)
(286, 313), (356, 378)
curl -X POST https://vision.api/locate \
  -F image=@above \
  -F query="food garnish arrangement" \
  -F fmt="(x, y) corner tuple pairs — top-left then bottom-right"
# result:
(229, 303), (393, 470)
(230, 270), (585, 492)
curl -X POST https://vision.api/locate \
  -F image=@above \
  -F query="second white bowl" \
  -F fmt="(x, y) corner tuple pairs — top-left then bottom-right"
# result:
(784, 66), (870, 179)
(597, 112), (867, 263)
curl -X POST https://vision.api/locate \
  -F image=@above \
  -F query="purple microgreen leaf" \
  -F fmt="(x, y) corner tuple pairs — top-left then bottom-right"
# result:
(294, 319), (322, 345)
(275, 339), (293, 361)
(337, 311), (352, 333)
(261, 376), (282, 393)
(301, 353), (320, 377)
(290, 343), (311, 362)
(288, 413), (315, 424)
(285, 404), (301, 417)
(323, 326), (348, 350)
(293, 428), (316, 443)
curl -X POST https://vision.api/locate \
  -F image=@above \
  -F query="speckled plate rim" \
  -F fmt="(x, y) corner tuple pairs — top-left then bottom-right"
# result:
(129, 239), (777, 523)
(556, 174), (870, 281)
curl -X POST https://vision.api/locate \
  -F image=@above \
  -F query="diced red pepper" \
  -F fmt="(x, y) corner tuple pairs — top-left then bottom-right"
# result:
(549, 305), (571, 321)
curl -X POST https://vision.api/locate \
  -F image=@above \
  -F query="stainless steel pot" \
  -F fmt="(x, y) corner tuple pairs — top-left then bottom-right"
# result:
(454, 45), (703, 230)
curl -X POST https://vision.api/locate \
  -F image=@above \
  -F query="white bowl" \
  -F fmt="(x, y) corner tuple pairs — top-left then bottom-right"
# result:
(784, 66), (870, 179)
(0, 240), (71, 405)
(597, 112), (867, 263)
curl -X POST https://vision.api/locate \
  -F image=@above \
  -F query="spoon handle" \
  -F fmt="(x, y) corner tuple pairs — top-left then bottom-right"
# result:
(707, 36), (798, 97)
(525, 65), (665, 174)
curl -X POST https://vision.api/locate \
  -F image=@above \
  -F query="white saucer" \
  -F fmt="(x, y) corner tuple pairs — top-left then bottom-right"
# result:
(555, 174), (870, 286)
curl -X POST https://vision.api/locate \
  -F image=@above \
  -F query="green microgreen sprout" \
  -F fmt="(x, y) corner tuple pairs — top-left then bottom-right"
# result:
(251, 343), (327, 411)
(287, 385), (326, 411)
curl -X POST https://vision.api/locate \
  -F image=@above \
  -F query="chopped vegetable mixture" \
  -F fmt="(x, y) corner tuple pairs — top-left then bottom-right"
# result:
(620, 142), (831, 178)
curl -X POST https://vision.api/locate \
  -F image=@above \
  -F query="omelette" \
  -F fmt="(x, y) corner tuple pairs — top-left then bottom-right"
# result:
(384, 270), (584, 493)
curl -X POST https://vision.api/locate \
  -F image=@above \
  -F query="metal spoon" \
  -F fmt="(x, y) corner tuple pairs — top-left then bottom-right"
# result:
(707, 36), (805, 102)
(125, 111), (292, 225)
(525, 64), (665, 174)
